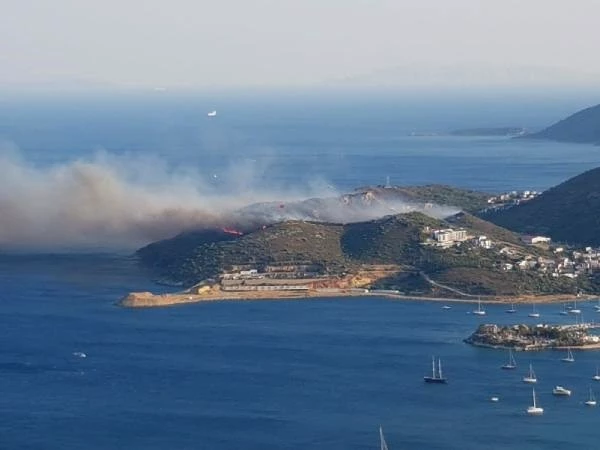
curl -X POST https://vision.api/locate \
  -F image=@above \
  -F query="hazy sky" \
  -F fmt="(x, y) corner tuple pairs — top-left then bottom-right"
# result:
(2, 0), (600, 88)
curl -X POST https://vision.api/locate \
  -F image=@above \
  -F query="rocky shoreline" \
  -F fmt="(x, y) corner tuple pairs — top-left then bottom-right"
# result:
(464, 323), (600, 351)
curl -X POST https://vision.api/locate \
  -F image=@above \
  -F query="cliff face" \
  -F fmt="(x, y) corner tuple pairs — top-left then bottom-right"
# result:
(524, 103), (600, 144)
(485, 167), (600, 245)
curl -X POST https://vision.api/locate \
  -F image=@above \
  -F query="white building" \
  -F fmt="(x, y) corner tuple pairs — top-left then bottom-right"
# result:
(432, 228), (467, 243)
(521, 235), (552, 245)
(477, 235), (492, 249)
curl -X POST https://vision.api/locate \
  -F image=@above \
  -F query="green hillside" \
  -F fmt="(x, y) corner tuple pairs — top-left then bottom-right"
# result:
(484, 167), (600, 245)
(136, 210), (583, 296)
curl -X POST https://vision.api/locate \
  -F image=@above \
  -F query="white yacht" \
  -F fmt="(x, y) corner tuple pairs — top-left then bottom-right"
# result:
(552, 385), (572, 396)
(527, 388), (544, 415)
(561, 347), (575, 363)
(528, 303), (540, 318)
(593, 365), (600, 381)
(523, 363), (537, 383)
(441, 305), (452, 310)
(207, 110), (217, 117)
(501, 348), (517, 370)
(585, 388), (597, 406)
(472, 297), (486, 316)
(490, 396), (500, 402)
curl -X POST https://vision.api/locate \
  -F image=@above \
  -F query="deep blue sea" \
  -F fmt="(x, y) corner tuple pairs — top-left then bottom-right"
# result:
(2, 91), (600, 449)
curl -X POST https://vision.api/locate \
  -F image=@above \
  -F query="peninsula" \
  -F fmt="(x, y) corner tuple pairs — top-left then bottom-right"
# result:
(522, 103), (600, 145)
(122, 174), (600, 308)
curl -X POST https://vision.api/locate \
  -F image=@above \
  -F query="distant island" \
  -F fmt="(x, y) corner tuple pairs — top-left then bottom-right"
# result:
(123, 169), (600, 307)
(465, 323), (600, 351)
(522, 103), (600, 145)
(408, 127), (528, 138)
(449, 127), (527, 137)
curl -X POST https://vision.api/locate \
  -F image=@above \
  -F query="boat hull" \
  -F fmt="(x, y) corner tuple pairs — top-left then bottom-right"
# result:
(423, 377), (447, 384)
(526, 407), (544, 415)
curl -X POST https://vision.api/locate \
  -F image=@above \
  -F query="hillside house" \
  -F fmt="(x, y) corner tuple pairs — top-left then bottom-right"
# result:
(521, 235), (552, 245)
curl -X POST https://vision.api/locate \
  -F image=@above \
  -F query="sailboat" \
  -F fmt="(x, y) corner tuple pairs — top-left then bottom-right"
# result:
(523, 363), (537, 383)
(561, 347), (575, 363)
(569, 299), (581, 315)
(501, 348), (517, 370)
(506, 303), (517, 314)
(560, 303), (569, 316)
(585, 388), (597, 406)
(527, 387), (544, 415)
(424, 356), (447, 384)
(380, 426), (389, 450)
(472, 297), (486, 316)
(593, 365), (600, 381)
(594, 299), (600, 312)
(528, 303), (540, 318)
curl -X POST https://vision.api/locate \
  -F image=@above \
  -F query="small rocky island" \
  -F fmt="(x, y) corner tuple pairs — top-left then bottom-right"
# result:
(464, 323), (600, 351)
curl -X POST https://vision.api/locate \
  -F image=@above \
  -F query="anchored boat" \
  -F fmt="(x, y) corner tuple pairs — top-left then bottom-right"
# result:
(552, 385), (572, 396)
(527, 388), (544, 415)
(523, 363), (537, 383)
(561, 347), (575, 363)
(501, 348), (517, 370)
(424, 357), (447, 384)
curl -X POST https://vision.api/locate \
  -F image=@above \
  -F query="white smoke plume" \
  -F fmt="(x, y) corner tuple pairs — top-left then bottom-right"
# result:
(0, 146), (458, 250)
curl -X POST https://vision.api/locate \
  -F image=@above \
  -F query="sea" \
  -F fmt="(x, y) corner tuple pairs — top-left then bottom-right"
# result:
(1, 89), (600, 449)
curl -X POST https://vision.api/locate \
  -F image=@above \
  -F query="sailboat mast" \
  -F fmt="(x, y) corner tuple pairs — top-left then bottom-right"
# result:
(438, 358), (443, 378)
(380, 426), (389, 450)
(532, 388), (537, 407)
(432, 356), (436, 378)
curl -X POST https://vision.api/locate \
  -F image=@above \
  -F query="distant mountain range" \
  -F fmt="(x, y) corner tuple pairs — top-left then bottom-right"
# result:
(524, 103), (600, 145)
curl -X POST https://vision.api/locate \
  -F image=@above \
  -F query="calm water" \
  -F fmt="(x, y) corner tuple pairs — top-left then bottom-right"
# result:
(2, 93), (600, 449)
(1, 255), (600, 450)
(1, 91), (599, 192)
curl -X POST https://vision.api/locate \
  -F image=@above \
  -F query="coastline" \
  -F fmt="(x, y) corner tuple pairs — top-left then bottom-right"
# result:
(120, 288), (594, 308)
(465, 340), (600, 352)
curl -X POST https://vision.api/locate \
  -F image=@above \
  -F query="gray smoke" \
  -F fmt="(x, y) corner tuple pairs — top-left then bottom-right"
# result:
(0, 147), (458, 250)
